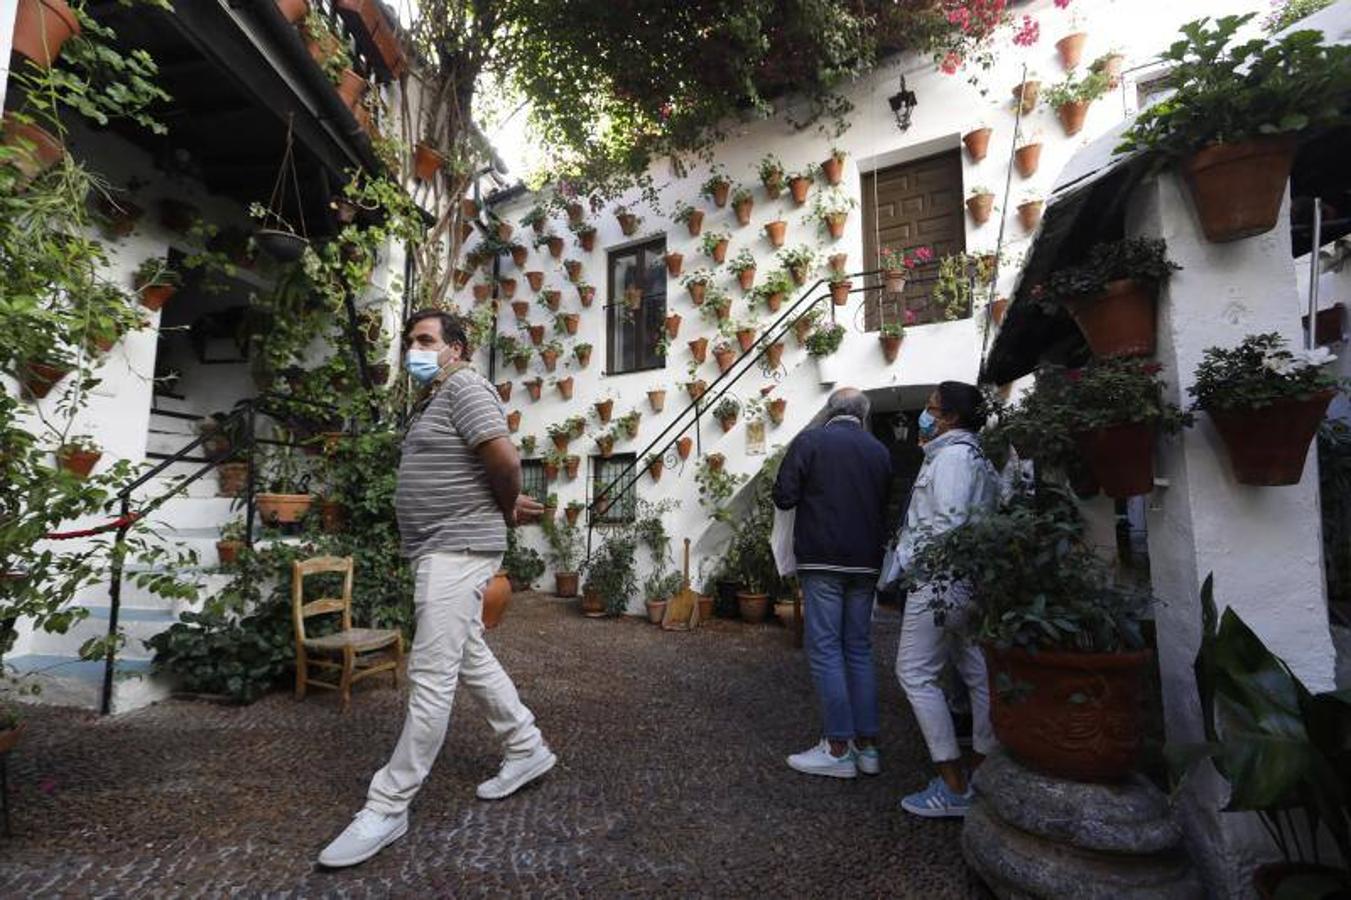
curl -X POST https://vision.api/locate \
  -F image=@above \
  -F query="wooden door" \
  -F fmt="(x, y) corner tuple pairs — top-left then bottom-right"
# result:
(860, 150), (965, 330)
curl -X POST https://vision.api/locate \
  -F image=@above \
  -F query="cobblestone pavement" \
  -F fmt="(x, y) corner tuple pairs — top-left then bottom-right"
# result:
(1, 593), (985, 898)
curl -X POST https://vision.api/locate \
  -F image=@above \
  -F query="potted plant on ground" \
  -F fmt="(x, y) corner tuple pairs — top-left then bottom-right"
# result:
(700, 231), (730, 264)
(55, 435), (101, 479)
(643, 570), (684, 624)
(1044, 70), (1109, 136)
(812, 189), (856, 239)
(728, 248), (757, 292)
(700, 166), (732, 208)
(1116, 14), (1351, 242)
(1062, 359), (1190, 498)
(503, 527), (545, 591)
(1036, 237), (1181, 358)
(966, 186), (995, 225)
(759, 153), (785, 198)
(1188, 333), (1342, 485)
(905, 489), (1152, 781)
(879, 245), (933, 294)
(674, 200), (704, 237)
(540, 516), (583, 598)
(583, 526), (639, 616)
(133, 257), (181, 311)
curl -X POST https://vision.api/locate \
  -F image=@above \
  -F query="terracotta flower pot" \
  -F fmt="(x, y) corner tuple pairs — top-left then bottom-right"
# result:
(648, 389), (666, 413)
(685, 210), (704, 236)
(883, 270), (907, 294)
(617, 212), (639, 236)
(481, 571), (512, 629)
(1076, 421), (1156, 498)
(216, 462), (250, 497)
(736, 267), (756, 292)
(20, 360), (71, 399)
(768, 398), (786, 424)
(1064, 279), (1157, 359)
(711, 181), (731, 208)
(1095, 53), (1125, 88)
(526, 271), (544, 292)
(580, 586), (604, 615)
(789, 177), (811, 206)
(1012, 80), (1040, 114)
(825, 213), (847, 239)
(543, 462), (559, 482)
(765, 341), (785, 369)
(648, 458), (664, 482)
(557, 376), (574, 400)
(506, 410), (521, 433)
(706, 453), (725, 473)
(319, 500), (348, 534)
(528, 324), (545, 346)
(697, 595), (714, 621)
(687, 281), (707, 305)
(565, 456), (580, 479)
(495, 222), (514, 243)
(762, 172), (783, 198)
(541, 290), (561, 311)
(547, 236), (564, 258)
(561, 313), (580, 335)
(413, 142), (445, 181)
(472, 283), (491, 303)
(564, 260), (582, 283)
(578, 286), (595, 307)
(56, 445), (101, 479)
(1057, 101), (1090, 137)
(822, 156), (844, 185)
(764, 220), (787, 247)
(11, 0), (81, 69)
(677, 436), (693, 459)
(718, 413), (738, 433)
(827, 253), (847, 276)
(1017, 200), (1044, 232)
(137, 281), (178, 312)
(597, 437), (614, 458)
(714, 347), (736, 373)
(829, 281), (851, 306)
(991, 297), (1009, 325)
(556, 571), (583, 601)
(737, 591), (770, 622)
(1181, 137), (1298, 243)
(710, 240), (729, 264)
(665, 313), (682, 339)
(595, 399), (614, 423)
(1056, 32), (1088, 69)
(967, 193), (995, 225)
(335, 68), (368, 109)
(513, 357), (529, 375)
(657, 252), (683, 279)
(565, 506), (581, 525)
(216, 539), (244, 566)
(688, 337), (708, 363)
(1, 117), (64, 186)
(792, 317), (814, 345)
(735, 328), (755, 352)
(575, 347), (592, 368)
(880, 334), (903, 363)
(256, 492), (314, 525)
(687, 380), (707, 400)
(984, 644), (1152, 781)
(525, 380), (543, 401)
(963, 127), (992, 162)
(1014, 143), (1042, 178)
(496, 277), (518, 299)
(511, 300), (530, 321)
(510, 246), (528, 268)
(454, 267), (472, 289)
(734, 199), (754, 226)
(276, 0), (310, 21)
(646, 598), (668, 624)
(1208, 390), (1333, 486)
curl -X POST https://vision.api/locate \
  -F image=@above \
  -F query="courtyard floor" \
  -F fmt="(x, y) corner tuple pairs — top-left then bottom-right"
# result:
(0, 592), (984, 897)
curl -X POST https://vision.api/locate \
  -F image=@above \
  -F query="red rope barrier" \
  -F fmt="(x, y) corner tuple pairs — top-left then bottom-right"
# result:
(44, 513), (141, 540)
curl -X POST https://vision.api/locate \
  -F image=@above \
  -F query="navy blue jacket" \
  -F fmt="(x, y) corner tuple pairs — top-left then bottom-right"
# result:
(772, 417), (892, 573)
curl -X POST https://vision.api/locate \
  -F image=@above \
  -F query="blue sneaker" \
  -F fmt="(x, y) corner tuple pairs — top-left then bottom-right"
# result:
(900, 776), (973, 818)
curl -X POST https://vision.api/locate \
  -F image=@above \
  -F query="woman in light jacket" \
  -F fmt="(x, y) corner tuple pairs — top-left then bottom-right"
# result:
(894, 381), (999, 819)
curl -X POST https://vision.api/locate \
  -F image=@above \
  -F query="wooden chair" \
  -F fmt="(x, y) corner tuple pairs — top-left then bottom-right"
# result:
(291, 555), (403, 710)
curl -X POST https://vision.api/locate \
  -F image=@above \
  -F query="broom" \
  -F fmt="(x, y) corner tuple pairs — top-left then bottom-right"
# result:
(661, 538), (700, 630)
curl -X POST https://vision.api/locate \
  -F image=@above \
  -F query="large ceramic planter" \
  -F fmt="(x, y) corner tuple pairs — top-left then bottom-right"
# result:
(1181, 137), (1298, 243)
(12, 0), (81, 68)
(1076, 422), (1155, 499)
(1064, 278), (1157, 358)
(737, 591), (770, 622)
(256, 492), (314, 524)
(483, 570), (511, 629)
(1208, 391), (1333, 486)
(984, 644), (1152, 781)
(554, 571), (579, 598)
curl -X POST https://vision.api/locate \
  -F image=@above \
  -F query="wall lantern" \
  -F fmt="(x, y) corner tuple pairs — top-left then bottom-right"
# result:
(888, 75), (917, 132)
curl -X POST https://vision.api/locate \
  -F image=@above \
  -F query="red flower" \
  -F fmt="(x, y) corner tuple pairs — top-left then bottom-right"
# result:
(940, 51), (963, 75)
(1141, 362), (1163, 375)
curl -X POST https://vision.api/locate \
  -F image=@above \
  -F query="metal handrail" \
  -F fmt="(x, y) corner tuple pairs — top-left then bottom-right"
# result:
(583, 267), (886, 558)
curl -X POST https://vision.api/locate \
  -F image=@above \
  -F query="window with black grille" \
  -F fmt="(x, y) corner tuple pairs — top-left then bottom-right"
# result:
(591, 453), (637, 524)
(521, 459), (548, 504)
(606, 238), (667, 374)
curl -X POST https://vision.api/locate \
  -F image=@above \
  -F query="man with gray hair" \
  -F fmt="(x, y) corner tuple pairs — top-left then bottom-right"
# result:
(772, 387), (892, 778)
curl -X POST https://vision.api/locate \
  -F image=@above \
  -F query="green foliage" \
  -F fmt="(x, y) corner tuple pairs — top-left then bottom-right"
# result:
(810, 187), (857, 219)
(905, 490), (1149, 653)
(720, 447), (788, 595)
(504, 527), (545, 587)
(711, 396), (740, 421)
(1264, 0), (1336, 33)
(730, 185), (754, 206)
(699, 231), (730, 257)
(1117, 15), (1351, 157)
(805, 323), (845, 357)
(727, 248), (757, 275)
(699, 167), (730, 199)
(930, 253), (979, 321)
(776, 245), (815, 271)
(1167, 575), (1350, 887)
(757, 153), (784, 185)
(584, 527), (638, 615)
(1037, 238), (1179, 306)
(1189, 333), (1343, 411)
(542, 516), (584, 573)
(1042, 70), (1109, 108)
(879, 322), (904, 339)
(695, 455), (746, 515)
(1062, 359), (1190, 432)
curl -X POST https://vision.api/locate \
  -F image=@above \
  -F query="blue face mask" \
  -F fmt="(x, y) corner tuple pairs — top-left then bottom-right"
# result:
(405, 349), (442, 385)
(917, 408), (938, 439)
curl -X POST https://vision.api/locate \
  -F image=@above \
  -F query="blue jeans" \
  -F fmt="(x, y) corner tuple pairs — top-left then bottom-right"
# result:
(800, 571), (879, 742)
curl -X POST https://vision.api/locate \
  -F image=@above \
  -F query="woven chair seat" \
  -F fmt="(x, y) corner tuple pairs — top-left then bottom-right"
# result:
(303, 628), (401, 653)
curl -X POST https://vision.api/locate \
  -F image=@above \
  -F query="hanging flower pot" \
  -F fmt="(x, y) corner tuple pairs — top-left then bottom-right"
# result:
(792, 317), (814, 345)
(665, 252), (684, 277)
(320, 500), (348, 534)
(557, 376), (575, 400)
(829, 280), (852, 306)
(256, 492), (315, 525)
(984, 644), (1152, 781)
(1064, 279), (1158, 359)
(11, 0), (82, 69)
(883, 270), (907, 294)
(880, 333), (904, 363)
(575, 345), (592, 367)
(547, 236), (564, 258)
(1076, 421), (1156, 499)
(336, 69), (368, 109)
(413, 142), (445, 181)
(525, 378), (543, 401)
(962, 127), (993, 162)
(677, 436), (693, 459)
(648, 389), (666, 413)
(578, 285), (595, 307)
(685, 209), (705, 237)
(822, 154), (845, 185)
(570, 417), (585, 438)
(561, 313), (580, 335)
(648, 457), (664, 482)
(216, 462), (250, 497)
(1017, 200), (1044, 232)
(713, 299), (731, 322)
(454, 267), (472, 289)
(217, 539), (244, 566)
(496, 222), (514, 242)
(525, 271), (544, 292)
(764, 292), (784, 313)
(736, 267), (756, 292)
(1181, 137), (1298, 243)
(718, 411), (738, 432)
(789, 176), (812, 206)
(827, 253), (847, 277)
(56, 444), (101, 479)
(137, 279), (178, 312)
(528, 324), (545, 345)
(564, 260), (583, 282)
(496, 381), (513, 402)
(706, 452), (726, 473)
(540, 349), (559, 371)
(991, 297), (1009, 325)
(664, 313), (682, 339)
(565, 455), (580, 479)
(1014, 143), (1042, 178)
(617, 211), (639, 235)
(713, 346), (737, 373)
(768, 398), (787, 425)
(735, 328), (756, 353)
(1, 117), (64, 186)
(688, 337), (709, 363)
(510, 245), (528, 267)
(967, 192), (995, 225)
(461, 197), (479, 220)
(1093, 52), (1126, 88)
(710, 239), (729, 264)
(513, 355), (530, 375)
(765, 341), (785, 369)
(472, 283), (492, 303)
(734, 197), (754, 226)
(578, 230), (597, 252)
(764, 220), (787, 247)
(506, 410), (521, 432)
(1209, 391), (1333, 486)
(1057, 101), (1090, 137)
(543, 460), (560, 481)
(824, 213), (848, 240)
(687, 281), (707, 305)
(1056, 32), (1088, 69)
(541, 289), (561, 311)
(511, 300), (530, 320)
(1012, 80), (1040, 114)
(711, 180), (731, 208)
(253, 228), (309, 263)
(564, 505), (581, 526)
(686, 380), (707, 401)
(597, 434), (615, 458)
(595, 398), (614, 423)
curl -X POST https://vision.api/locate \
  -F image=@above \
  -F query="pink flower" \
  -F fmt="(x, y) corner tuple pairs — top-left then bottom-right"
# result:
(1012, 15), (1040, 46)
(940, 51), (963, 75)
(904, 309), (918, 326)
(1054, 0), (1072, 7)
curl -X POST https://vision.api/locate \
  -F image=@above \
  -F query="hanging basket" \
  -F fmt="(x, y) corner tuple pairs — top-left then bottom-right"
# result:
(1064, 279), (1158, 359)
(1076, 421), (1156, 499)
(1208, 391), (1333, 486)
(253, 228), (310, 262)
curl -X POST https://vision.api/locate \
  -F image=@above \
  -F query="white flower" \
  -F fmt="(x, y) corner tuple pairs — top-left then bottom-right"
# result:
(1261, 351), (1294, 375)
(1289, 347), (1337, 370)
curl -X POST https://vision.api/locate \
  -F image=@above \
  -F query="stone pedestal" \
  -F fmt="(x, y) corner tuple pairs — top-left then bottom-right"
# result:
(962, 753), (1203, 899)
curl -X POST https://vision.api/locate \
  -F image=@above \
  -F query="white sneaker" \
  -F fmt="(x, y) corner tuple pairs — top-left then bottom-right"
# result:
(787, 740), (858, 779)
(852, 742), (881, 776)
(476, 744), (557, 800)
(318, 807), (409, 868)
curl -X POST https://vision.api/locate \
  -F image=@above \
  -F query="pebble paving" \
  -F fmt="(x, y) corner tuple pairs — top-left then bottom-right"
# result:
(1, 593), (986, 898)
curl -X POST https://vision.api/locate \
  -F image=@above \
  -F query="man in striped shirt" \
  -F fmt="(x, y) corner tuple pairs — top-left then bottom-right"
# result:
(320, 310), (554, 868)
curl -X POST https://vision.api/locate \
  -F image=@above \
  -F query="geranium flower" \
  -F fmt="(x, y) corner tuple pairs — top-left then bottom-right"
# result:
(940, 51), (963, 74)
(1012, 15), (1040, 46)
